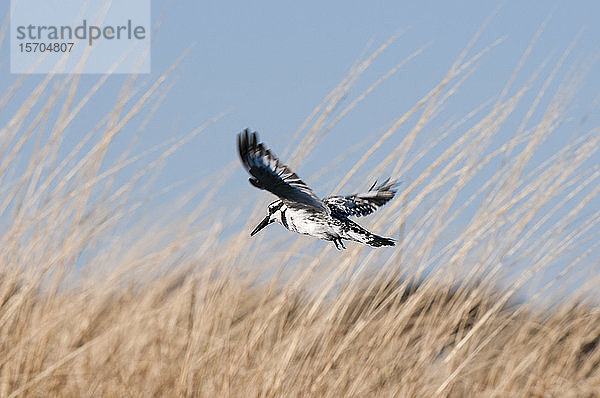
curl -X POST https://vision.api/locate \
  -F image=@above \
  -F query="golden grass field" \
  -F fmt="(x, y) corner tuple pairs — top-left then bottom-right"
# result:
(1, 26), (600, 397)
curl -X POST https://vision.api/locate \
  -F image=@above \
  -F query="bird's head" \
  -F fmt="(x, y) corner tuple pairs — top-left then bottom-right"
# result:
(251, 200), (284, 236)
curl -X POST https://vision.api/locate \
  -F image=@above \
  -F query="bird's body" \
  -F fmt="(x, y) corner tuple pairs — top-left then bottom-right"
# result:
(237, 129), (397, 249)
(268, 200), (394, 249)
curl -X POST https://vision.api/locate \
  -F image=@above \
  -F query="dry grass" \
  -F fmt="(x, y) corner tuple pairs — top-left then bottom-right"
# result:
(2, 267), (600, 397)
(1, 23), (600, 397)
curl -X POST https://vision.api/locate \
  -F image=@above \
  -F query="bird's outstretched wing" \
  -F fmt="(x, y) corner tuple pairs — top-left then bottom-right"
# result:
(325, 179), (399, 218)
(238, 129), (327, 212)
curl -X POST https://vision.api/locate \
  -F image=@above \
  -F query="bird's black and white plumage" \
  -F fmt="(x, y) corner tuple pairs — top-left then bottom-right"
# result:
(238, 129), (398, 249)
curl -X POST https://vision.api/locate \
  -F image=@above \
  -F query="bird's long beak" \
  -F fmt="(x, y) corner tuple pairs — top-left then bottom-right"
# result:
(250, 215), (272, 236)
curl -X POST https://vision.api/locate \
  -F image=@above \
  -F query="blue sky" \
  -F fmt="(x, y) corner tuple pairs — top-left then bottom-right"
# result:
(2, 1), (599, 189)
(1, 1), (599, 295)
(149, 1), (600, 192)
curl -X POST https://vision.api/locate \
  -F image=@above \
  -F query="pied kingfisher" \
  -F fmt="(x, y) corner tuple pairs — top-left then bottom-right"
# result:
(237, 129), (398, 249)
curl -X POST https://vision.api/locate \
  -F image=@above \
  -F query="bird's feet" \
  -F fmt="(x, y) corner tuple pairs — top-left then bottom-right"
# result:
(333, 239), (346, 250)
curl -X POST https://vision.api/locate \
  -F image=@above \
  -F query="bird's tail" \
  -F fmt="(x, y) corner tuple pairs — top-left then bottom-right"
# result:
(367, 234), (395, 247)
(346, 222), (395, 247)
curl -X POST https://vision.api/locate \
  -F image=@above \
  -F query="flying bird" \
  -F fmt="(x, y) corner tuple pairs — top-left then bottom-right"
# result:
(237, 129), (398, 249)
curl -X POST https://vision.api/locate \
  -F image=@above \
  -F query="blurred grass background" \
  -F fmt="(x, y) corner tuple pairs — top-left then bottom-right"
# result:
(1, 17), (600, 398)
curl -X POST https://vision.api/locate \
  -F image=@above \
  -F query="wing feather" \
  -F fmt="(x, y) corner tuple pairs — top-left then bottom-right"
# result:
(237, 129), (327, 212)
(325, 179), (399, 218)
